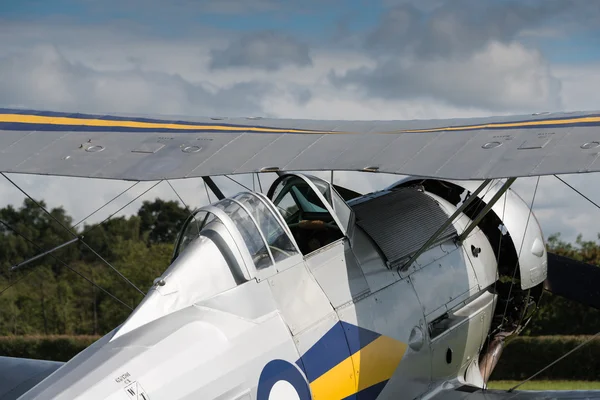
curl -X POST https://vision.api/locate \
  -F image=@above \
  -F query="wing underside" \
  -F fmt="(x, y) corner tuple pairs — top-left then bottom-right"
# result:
(2, 109), (600, 181)
(0, 357), (63, 400)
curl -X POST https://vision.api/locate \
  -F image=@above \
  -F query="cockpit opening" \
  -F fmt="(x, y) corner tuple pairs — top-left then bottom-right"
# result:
(171, 173), (352, 285)
(267, 175), (346, 255)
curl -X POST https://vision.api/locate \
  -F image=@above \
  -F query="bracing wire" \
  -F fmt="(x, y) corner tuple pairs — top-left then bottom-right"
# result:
(82, 180), (163, 237)
(0, 267), (37, 296)
(0, 218), (132, 310)
(257, 173), (263, 193)
(1, 173), (155, 296)
(555, 175), (600, 210)
(203, 180), (212, 204)
(225, 175), (252, 192)
(71, 181), (140, 229)
(509, 330), (600, 391)
(167, 180), (190, 212)
(500, 176), (540, 320)
(507, 175), (600, 392)
(167, 180), (198, 233)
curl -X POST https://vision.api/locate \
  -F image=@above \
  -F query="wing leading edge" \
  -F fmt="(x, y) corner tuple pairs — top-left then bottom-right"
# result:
(2, 109), (600, 181)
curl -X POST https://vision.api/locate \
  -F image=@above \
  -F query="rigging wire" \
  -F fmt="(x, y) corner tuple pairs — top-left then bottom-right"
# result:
(0, 218), (132, 310)
(167, 180), (198, 236)
(510, 330), (600, 391)
(0, 173), (153, 296)
(203, 180), (212, 203)
(82, 180), (164, 238)
(167, 180), (191, 213)
(256, 173), (263, 193)
(500, 176), (540, 320)
(71, 181), (140, 229)
(0, 267), (37, 296)
(225, 175), (252, 192)
(554, 175), (600, 210)
(507, 175), (600, 392)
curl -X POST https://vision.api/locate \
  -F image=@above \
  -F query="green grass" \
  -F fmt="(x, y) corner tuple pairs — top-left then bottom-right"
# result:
(488, 381), (600, 391)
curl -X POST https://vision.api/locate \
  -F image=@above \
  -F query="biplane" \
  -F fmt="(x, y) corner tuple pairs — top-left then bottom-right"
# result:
(1, 108), (600, 399)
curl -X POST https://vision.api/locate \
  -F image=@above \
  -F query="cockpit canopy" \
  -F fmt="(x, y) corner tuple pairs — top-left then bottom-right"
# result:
(171, 173), (353, 283)
(174, 191), (300, 276)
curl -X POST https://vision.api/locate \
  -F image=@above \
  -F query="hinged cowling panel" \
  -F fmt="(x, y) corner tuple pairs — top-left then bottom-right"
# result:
(350, 188), (456, 266)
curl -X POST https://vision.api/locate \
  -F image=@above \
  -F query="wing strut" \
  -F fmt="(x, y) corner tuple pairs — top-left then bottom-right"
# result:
(400, 179), (492, 271)
(458, 178), (516, 242)
(9, 237), (81, 271)
(202, 176), (225, 200)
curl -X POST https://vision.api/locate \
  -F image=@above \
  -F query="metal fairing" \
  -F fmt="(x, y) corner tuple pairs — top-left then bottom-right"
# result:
(451, 180), (547, 289)
(306, 240), (370, 308)
(336, 278), (427, 399)
(410, 243), (479, 322)
(429, 291), (496, 387)
(267, 261), (335, 336)
(349, 227), (401, 293)
(21, 283), (299, 399)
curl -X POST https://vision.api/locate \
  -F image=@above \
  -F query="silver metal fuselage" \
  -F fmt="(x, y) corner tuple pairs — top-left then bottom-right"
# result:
(19, 175), (547, 400)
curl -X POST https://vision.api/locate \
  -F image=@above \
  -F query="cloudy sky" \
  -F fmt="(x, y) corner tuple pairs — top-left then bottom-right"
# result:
(1, 0), (600, 243)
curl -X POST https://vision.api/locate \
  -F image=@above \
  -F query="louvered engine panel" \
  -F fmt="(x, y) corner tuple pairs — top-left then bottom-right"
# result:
(350, 188), (456, 266)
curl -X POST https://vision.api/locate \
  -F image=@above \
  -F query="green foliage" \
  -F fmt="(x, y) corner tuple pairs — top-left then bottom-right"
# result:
(137, 198), (188, 245)
(523, 234), (600, 336)
(0, 198), (178, 336)
(491, 336), (600, 381)
(0, 335), (99, 361)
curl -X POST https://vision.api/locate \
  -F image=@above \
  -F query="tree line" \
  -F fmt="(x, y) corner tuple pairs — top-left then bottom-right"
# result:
(0, 198), (598, 336)
(0, 198), (188, 335)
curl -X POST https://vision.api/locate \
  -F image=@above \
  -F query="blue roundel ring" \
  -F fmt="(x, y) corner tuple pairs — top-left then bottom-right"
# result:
(257, 359), (312, 400)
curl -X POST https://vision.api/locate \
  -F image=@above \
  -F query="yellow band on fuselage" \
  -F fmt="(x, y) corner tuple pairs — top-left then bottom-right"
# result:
(309, 335), (407, 399)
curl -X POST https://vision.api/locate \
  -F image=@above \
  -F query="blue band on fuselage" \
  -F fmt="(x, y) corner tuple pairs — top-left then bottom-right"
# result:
(295, 321), (381, 383)
(257, 359), (311, 400)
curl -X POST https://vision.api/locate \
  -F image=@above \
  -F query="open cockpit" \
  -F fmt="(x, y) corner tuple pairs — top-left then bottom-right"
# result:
(172, 173), (353, 278)
(267, 174), (350, 255)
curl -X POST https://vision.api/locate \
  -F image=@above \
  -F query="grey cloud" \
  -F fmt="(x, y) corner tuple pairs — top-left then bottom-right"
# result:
(329, 0), (596, 112)
(287, 86), (312, 105)
(209, 31), (312, 71)
(367, 0), (596, 58)
(330, 42), (562, 112)
(0, 45), (271, 116)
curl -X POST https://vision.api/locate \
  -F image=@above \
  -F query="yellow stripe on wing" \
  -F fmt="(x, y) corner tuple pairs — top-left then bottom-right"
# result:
(0, 114), (322, 133)
(398, 116), (600, 133)
(309, 335), (407, 399)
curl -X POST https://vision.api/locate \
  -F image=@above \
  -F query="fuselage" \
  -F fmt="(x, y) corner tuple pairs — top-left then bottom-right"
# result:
(20, 174), (547, 400)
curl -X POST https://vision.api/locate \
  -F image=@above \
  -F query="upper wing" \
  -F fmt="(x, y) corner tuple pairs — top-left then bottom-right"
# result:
(2, 108), (600, 181)
(0, 357), (63, 400)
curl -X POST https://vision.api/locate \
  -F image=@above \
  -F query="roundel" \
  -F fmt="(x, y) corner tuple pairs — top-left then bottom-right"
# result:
(257, 359), (311, 400)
